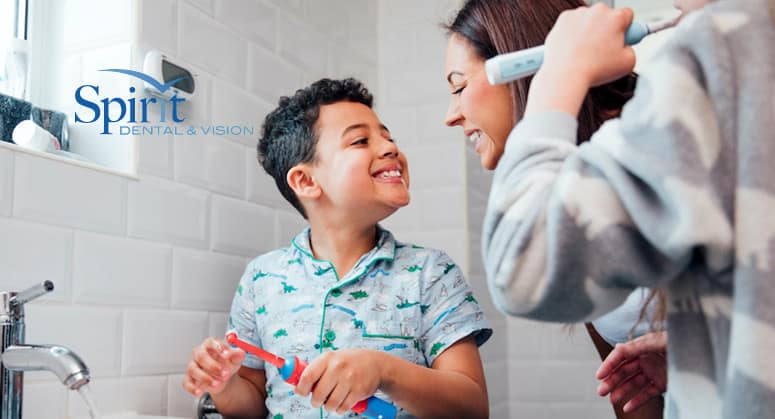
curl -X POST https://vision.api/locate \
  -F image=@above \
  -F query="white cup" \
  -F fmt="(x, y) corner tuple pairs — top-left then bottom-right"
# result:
(12, 119), (61, 152)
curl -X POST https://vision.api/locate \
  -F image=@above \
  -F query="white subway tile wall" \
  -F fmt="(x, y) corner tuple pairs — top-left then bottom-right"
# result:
(72, 232), (172, 306)
(210, 195), (275, 257)
(0, 218), (74, 303)
(25, 305), (123, 379)
(127, 175), (210, 248)
(173, 134), (247, 198)
(0, 0), (668, 417)
(0, 148), (12, 216)
(121, 309), (209, 376)
(13, 153), (128, 234)
(1, 0), (374, 416)
(171, 247), (245, 311)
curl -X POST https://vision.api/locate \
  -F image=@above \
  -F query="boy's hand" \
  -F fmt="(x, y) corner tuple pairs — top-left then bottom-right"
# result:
(294, 349), (384, 415)
(526, 3), (635, 117)
(183, 337), (246, 397)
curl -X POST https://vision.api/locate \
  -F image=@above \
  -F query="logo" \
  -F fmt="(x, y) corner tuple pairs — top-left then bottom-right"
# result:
(73, 68), (254, 137)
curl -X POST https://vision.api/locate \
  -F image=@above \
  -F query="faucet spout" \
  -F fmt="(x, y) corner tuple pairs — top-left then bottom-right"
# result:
(2, 344), (90, 389)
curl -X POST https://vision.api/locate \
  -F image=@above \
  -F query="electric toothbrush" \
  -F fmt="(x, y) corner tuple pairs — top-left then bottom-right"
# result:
(225, 332), (398, 419)
(485, 19), (676, 85)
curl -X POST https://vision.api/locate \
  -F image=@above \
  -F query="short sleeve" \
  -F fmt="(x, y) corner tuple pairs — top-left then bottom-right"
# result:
(420, 252), (492, 365)
(227, 260), (265, 370)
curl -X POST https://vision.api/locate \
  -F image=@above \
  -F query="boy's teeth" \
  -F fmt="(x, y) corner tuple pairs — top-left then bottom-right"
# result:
(468, 131), (481, 143)
(379, 170), (401, 178)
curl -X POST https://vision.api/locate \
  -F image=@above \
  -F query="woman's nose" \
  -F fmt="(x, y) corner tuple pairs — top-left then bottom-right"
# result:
(445, 100), (462, 126)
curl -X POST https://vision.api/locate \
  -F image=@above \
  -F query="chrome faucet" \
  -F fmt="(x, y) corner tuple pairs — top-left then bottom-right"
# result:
(1, 281), (91, 419)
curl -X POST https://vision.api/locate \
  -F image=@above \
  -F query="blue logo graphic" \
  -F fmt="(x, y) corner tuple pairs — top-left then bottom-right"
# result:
(99, 68), (186, 95)
(73, 68), (254, 137)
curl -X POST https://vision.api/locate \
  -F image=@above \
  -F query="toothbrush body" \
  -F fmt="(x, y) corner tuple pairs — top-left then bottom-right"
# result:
(485, 20), (674, 85)
(225, 332), (397, 419)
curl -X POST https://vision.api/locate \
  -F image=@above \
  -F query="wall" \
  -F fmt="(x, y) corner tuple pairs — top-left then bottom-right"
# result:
(375, 0), (512, 416)
(1, 1), (681, 418)
(1, 0), (375, 417)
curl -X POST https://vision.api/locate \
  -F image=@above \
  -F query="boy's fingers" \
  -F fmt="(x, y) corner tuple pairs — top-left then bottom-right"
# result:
(227, 348), (247, 366)
(182, 375), (202, 397)
(309, 372), (337, 408)
(324, 383), (350, 414)
(186, 360), (221, 389)
(296, 357), (328, 397)
(340, 392), (363, 416)
(193, 346), (231, 380)
(206, 338), (230, 359)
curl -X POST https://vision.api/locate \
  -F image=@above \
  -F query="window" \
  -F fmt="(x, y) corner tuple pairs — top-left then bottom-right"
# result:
(1, 0), (27, 40)
(1, 0), (29, 98)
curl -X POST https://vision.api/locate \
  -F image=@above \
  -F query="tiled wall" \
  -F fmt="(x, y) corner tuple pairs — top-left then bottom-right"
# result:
(1, 1), (679, 418)
(1, 0), (374, 417)
(376, 0), (469, 272)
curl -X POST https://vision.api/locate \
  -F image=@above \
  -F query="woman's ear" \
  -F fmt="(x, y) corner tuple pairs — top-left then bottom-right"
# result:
(287, 164), (321, 200)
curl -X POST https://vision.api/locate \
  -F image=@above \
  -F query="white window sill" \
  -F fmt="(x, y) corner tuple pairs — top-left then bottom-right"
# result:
(0, 140), (138, 180)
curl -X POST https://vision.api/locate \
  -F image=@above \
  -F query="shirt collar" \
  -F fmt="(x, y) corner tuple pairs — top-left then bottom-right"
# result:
(290, 225), (396, 270)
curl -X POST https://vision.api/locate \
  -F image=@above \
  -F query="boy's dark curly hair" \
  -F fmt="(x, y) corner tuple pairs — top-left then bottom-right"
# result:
(257, 78), (373, 218)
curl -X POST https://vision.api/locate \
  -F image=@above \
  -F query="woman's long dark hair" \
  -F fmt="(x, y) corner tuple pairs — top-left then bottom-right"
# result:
(444, 0), (638, 143)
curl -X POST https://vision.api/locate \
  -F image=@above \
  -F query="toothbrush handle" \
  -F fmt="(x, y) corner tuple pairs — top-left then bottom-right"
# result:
(486, 21), (651, 85)
(485, 45), (544, 85)
(352, 396), (398, 419)
(279, 356), (397, 419)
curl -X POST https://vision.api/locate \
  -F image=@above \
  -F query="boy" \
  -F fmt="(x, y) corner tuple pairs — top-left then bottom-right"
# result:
(184, 78), (491, 418)
(481, 0), (775, 418)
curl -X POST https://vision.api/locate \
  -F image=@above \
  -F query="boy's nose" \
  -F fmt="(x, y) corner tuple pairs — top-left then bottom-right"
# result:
(380, 138), (399, 158)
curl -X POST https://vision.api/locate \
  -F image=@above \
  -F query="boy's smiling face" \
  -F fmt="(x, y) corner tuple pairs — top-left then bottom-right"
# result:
(305, 101), (410, 222)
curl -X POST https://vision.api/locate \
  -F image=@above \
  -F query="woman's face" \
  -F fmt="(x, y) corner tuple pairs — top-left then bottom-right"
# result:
(444, 34), (515, 170)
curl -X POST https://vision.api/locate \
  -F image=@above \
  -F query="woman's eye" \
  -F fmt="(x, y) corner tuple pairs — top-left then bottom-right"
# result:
(351, 138), (368, 146)
(452, 86), (465, 95)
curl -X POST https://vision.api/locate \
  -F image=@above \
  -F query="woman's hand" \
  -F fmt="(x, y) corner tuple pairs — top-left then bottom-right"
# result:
(596, 331), (668, 413)
(294, 349), (384, 415)
(543, 3), (636, 88)
(183, 337), (246, 397)
(526, 3), (636, 117)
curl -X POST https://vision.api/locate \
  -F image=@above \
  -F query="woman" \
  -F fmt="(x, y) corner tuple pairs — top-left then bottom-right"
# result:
(442, 0), (665, 417)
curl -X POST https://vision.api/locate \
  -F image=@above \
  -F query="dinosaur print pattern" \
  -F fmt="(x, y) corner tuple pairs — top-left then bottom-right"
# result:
(227, 227), (491, 419)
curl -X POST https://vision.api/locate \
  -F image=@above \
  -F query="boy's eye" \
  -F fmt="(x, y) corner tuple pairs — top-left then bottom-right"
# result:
(351, 138), (368, 146)
(451, 86), (465, 95)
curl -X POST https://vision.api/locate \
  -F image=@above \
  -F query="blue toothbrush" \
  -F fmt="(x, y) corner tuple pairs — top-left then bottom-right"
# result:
(485, 19), (676, 85)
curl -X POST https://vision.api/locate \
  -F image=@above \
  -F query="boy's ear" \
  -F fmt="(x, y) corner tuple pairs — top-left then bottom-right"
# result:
(287, 164), (322, 200)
